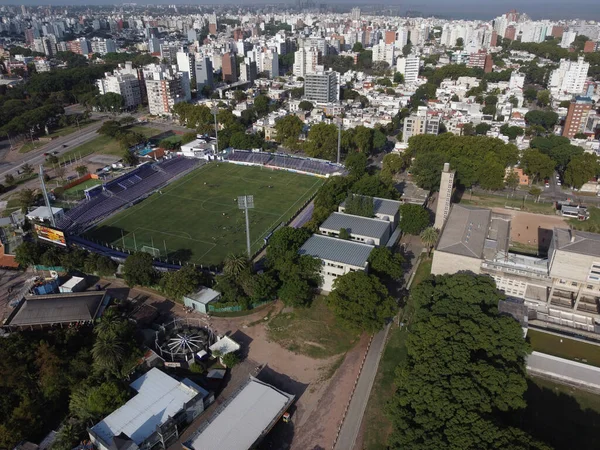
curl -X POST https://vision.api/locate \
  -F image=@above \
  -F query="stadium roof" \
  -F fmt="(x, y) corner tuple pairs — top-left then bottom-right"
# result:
(184, 377), (294, 450)
(436, 204), (492, 259)
(299, 234), (374, 268)
(340, 195), (401, 217)
(319, 212), (391, 240)
(90, 368), (207, 447)
(5, 291), (107, 328)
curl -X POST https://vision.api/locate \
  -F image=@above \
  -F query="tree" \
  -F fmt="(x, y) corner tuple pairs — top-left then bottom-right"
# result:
(402, 44), (413, 56)
(122, 150), (138, 166)
(351, 174), (397, 199)
(420, 226), (439, 256)
(267, 227), (312, 270)
(410, 152), (447, 190)
(455, 37), (464, 47)
(17, 188), (36, 213)
(304, 123), (338, 161)
(529, 186), (542, 202)
(564, 153), (599, 189)
(298, 100), (314, 111)
(278, 276), (315, 307)
(14, 241), (44, 267)
(222, 352), (240, 367)
(523, 87), (537, 102)
(91, 333), (126, 373)
(47, 155), (59, 165)
(253, 95), (270, 117)
(344, 152), (368, 178)
(475, 123), (491, 135)
(328, 272), (396, 332)
(123, 252), (156, 287)
(21, 163), (34, 177)
(352, 42), (364, 52)
(54, 165), (66, 181)
(339, 228), (351, 240)
(521, 149), (555, 183)
(536, 90), (550, 107)
(70, 381), (129, 422)
(393, 72), (405, 84)
(160, 265), (201, 300)
(275, 114), (303, 148)
(524, 110), (558, 130)
(344, 194), (374, 217)
(223, 253), (250, 278)
(381, 153), (406, 180)
(368, 247), (403, 279)
(386, 274), (547, 450)
(399, 204), (430, 235)
(505, 170), (520, 191)
(5, 174), (15, 185)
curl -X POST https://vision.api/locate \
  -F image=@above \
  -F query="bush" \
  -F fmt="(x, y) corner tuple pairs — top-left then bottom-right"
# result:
(222, 352), (240, 368)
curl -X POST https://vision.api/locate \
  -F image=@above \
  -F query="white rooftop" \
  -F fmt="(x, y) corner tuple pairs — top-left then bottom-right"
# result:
(185, 377), (294, 450)
(90, 368), (205, 446)
(186, 287), (220, 305)
(27, 206), (63, 220)
(209, 336), (240, 356)
(60, 276), (85, 289)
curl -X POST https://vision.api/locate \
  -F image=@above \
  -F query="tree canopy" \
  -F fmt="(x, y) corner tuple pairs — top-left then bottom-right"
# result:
(386, 273), (548, 450)
(399, 204), (430, 235)
(122, 252), (156, 287)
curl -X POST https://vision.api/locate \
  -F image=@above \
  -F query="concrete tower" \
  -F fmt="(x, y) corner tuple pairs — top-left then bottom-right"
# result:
(434, 163), (455, 230)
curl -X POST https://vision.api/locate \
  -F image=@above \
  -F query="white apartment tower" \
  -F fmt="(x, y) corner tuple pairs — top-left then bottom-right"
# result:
(434, 163), (455, 230)
(372, 40), (395, 66)
(549, 57), (589, 95)
(396, 54), (420, 84)
(293, 47), (319, 77)
(96, 62), (142, 109)
(143, 64), (191, 116)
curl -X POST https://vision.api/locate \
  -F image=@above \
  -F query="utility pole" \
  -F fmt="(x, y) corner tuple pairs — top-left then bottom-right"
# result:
(212, 106), (219, 152)
(238, 195), (254, 258)
(39, 165), (56, 228)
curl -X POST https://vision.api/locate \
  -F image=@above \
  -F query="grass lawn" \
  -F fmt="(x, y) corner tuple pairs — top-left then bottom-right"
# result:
(570, 206), (600, 233)
(460, 192), (555, 215)
(85, 163), (324, 266)
(266, 296), (360, 359)
(19, 120), (97, 153)
(361, 326), (407, 450)
(519, 377), (600, 450)
(527, 329), (600, 367)
(51, 126), (161, 166)
(63, 178), (103, 199)
(410, 255), (432, 288)
(509, 241), (543, 256)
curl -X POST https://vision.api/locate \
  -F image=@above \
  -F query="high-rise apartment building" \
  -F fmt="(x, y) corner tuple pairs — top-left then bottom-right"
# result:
(372, 39), (394, 66)
(195, 56), (214, 91)
(222, 52), (237, 83)
(208, 13), (217, 35)
(396, 54), (420, 84)
(402, 107), (441, 143)
(143, 64), (191, 116)
(549, 57), (589, 95)
(96, 62), (142, 109)
(304, 67), (339, 104)
(434, 163), (455, 230)
(351, 7), (361, 21)
(560, 30), (578, 48)
(467, 50), (493, 73)
(67, 37), (91, 55)
(176, 48), (194, 79)
(563, 97), (593, 138)
(293, 47), (319, 77)
(239, 57), (257, 83)
(90, 38), (116, 55)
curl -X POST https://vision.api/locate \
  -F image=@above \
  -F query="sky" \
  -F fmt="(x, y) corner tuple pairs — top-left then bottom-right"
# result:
(7, 0), (600, 21)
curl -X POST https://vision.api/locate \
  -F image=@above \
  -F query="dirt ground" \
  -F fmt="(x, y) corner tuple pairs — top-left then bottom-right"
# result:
(102, 279), (369, 450)
(492, 208), (570, 251)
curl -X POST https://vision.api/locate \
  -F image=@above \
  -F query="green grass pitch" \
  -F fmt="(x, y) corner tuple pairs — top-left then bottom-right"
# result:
(85, 163), (324, 266)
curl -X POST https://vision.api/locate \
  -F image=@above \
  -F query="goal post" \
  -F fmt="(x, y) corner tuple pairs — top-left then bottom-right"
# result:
(140, 245), (161, 257)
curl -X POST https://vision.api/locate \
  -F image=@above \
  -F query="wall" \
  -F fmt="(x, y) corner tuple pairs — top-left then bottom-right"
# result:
(61, 173), (100, 191)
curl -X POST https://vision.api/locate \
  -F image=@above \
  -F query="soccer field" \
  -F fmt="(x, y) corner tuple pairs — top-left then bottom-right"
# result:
(85, 163), (324, 266)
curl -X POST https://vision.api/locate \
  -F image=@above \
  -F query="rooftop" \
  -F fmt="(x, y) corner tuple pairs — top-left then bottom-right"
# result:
(5, 291), (107, 328)
(319, 212), (391, 240)
(299, 234), (374, 268)
(185, 287), (221, 305)
(436, 204), (492, 259)
(340, 195), (401, 217)
(185, 377), (294, 450)
(90, 368), (207, 447)
(554, 228), (600, 257)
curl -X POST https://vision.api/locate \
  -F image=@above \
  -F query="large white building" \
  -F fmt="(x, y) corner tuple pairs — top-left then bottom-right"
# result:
(293, 47), (319, 77)
(143, 64), (191, 116)
(96, 62), (142, 109)
(432, 204), (600, 334)
(372, 39), (395, 66)
(304, 67), (339, 104)
(90, 37), (116, 55)
(396, 54), (420, 84)
(549, 57), (589, 95)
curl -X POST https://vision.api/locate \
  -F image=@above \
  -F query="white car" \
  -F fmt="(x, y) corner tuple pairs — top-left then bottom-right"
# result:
(557, 181), (562, 186)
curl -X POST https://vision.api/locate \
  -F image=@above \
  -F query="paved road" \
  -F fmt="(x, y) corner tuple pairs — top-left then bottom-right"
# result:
(334, 236), (424, 450)
(334, 325), (389, 450)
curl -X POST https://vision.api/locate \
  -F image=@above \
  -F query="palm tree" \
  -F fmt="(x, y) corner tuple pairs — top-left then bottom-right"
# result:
(92, 334), (125, 373)
(420, 227), (439, 256)
(94, 308), (123, 338)
(223, 253), (250, 278)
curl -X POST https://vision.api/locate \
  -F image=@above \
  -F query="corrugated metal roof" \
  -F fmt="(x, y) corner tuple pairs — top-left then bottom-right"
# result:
(299, 234), (374, 267)
(319, 212), (390, 239)
(91, 368), (205, 446)
(555, 228), (600, 257)
(436, 204), (491, 258)
(186, 377), (294, 450)
(340, 195), (401, 216)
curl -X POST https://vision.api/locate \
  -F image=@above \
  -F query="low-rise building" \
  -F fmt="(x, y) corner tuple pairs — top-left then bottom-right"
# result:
(299, 234), (374, 292)
(338, 195), (401, 227)
(183, 287), (221, 314)
(319, 212), (392, 246)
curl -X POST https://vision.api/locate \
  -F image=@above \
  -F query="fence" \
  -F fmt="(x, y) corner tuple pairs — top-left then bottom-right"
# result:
(34, 265), (66, 272)
(208, 300), (271, 313)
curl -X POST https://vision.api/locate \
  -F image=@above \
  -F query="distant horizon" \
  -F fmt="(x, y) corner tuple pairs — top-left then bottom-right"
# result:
(8, 1), (600, 21)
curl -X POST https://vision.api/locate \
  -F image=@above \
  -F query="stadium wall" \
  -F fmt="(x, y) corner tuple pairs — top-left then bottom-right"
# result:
(225, 160), (332, 178)
(60, 173), (100, 191)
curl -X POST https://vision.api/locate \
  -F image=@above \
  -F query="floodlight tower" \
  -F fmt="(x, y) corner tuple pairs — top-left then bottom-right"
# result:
(238, 195), (254, 257)
(211, 106), (219, 152)
(39, 165), (56, 228)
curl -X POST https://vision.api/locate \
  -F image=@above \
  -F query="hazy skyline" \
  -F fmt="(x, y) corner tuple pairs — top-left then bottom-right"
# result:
(6, 0), (600, 21)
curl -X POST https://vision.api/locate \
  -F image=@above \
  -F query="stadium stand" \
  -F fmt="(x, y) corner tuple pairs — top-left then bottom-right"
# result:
(57, 157), (199, 233)
(224, 150), (346, 177)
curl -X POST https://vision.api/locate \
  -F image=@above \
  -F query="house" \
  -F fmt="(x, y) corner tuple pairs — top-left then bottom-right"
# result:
(183, 287), (221, 314)
(299, 234), (374, 292)
(505, 167), (530, 186)
(319, 212), (391, 246)
(179, 139), (216, 160)
(89, 368), (212, 450)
